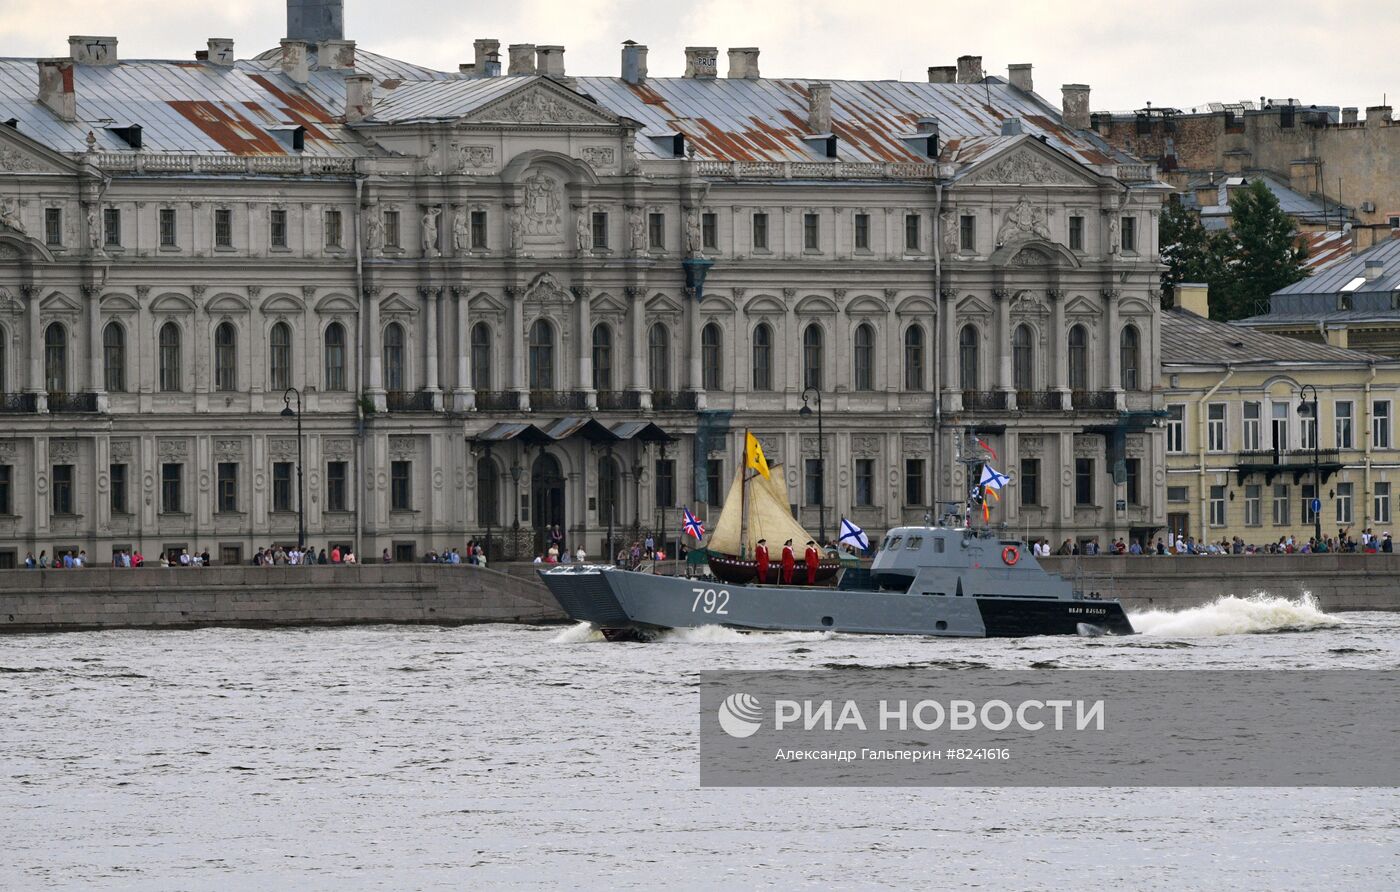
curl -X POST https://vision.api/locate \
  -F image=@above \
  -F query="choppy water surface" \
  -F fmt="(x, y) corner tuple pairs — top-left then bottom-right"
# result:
(2, 594), (1398, 890)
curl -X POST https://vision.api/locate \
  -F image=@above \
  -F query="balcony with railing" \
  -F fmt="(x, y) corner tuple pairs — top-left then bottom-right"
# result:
(529, 390), (588, 412)
(1236, 447), (1344, 485)
(0, 393), (38, 413)
(385, 390), (436, 412)
(475, 391), (520, 411)
(961, 390), (1008, 412)
(1070, 390), (1118, 412)
(595, 391), (642, 411)
(651, 390), (698, 411)
(1017, 390), (1064, 412)
(47, 392), (99, 413)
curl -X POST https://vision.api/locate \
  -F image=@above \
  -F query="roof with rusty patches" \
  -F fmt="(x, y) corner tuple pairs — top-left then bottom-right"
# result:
(1162, 307), (1389, 366)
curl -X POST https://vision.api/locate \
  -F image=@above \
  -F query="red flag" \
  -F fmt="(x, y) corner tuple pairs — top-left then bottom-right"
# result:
(977, 438), (998, 461)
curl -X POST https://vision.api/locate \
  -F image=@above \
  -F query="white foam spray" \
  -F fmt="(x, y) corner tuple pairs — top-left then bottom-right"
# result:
(1129, 592), (1341, 637)
(550, 622), (606, 644)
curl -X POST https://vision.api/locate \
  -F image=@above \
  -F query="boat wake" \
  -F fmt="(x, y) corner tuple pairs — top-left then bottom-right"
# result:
(550, 622), (607, 644)
(1129, 593), (1341, 637)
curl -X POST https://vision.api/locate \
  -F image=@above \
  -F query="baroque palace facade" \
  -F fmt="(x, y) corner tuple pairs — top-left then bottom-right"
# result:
(0, 7), (1169, 565)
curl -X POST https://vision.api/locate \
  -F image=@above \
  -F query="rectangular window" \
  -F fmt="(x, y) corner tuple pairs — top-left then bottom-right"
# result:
(1336, 482), (1354, 524)
(1167, 486), (1189, 503)
(1243, 401), (1262, 451)
(803, 213), (820, 251)
(470, 210), (488, 249)
(1209, 485), (1226, 526)
(1374, 400), (1391, 449)
(384, 210), (401, 249)
(959, 214), (975, 251)
(52, 464), (74, 515)
(0, 464), (10, 514)
(591, 211), (608, 250)
(654, 459), (675, 509)
(110, 463), (128, 515)
(1375, 482), (1391, 524)
(855, 459), (875, 506)
(45, 207), (62, 246)
(326, 461), (348, 512)
(706, 459), (724, 507)
(324, 209), (343, 249)
(1273, 483), (1290, 525)
(214, 208), (233, 248)
(160, 463), (182, 514)
(1020, 458), (1039, 507)
(1075, 458), (1094, 506)
(158, 208), (177, 247)
(272, 462), (292, 513)
(702, 212), (718, 250)
(269, 208), (288, 248)
(1302, 484), (1318, 525)
(1272, 402), (1290, 451)
(1336, 401), (1354, 449)
(216, 462), (238, 514)
(1244, 484), (1262, 526)
(905, 458), (925, 506)
(103, 207), (121, 247)
(853, 213), (870, 250)
(1301, 409), (1318, 450)
(904, 214), (920, 252)
(1166, 404), (1186, 453)
(1207, 403), (1227, 452)
(391, 460), (412, 510)
(752, 212), (769, 250)
(1069, 215), (1084, 251)
(1121, 216), (1137, 252)
(1125, 458), (1141, 505)
(805, 458), (824, 507)
(648, 212), (664, 250)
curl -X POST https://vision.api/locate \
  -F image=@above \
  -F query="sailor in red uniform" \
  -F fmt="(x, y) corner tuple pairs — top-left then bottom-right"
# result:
(755, 539), (770, 584)
(781, 539), (796, 585)
(805, 540), (820, 585)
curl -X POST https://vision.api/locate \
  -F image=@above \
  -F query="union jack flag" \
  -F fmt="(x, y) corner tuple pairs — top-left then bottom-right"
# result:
(681, 507), (705, 541)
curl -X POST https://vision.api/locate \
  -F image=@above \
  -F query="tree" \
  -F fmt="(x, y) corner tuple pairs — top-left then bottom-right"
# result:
(1158, 196), (1222, 310)
(1211, 179), (1309, 321)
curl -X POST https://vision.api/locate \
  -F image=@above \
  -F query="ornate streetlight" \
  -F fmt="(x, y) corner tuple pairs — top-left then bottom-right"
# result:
(1298, 384), (1322, 545)
(799, 386), (826, 545)
(280, 387), (305, 550)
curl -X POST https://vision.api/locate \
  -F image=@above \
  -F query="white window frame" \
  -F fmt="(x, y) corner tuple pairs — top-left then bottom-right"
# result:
(1243, 401), (1261, 451)
(1374, 400), (1391, 449)
(1244, 484), (1261, 526)
(1207, 403), (1227, 452)
(1336, 481), (1354, 525)
(1336, 400), (1354, 450)
(1209, 485), (1226, 526)
(1166, 404), (1185, 453)
(1375, 482), (1391, 524)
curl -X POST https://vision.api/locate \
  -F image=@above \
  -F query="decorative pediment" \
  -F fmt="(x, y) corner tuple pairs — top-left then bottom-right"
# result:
(591, 291), (628, 315)
(645, 292), (684, 315)
(99, 292), (141, 313)
(895, 296), (937, 317)
(956, 294), (993, 316)
(1064, 295), (1099, 316)
(206, 292), (252, 313)
(988, 237), (1081, 270)
(379, 292), (419, 315)
(960, 139), (1100, 187)
(469, 291), (507, 314)
(0, 126), (82, 176)
(40, 290), (82, 313)
(845, 295), (886, 317)
(261, 293), (306, 314)
(524, 271), (573, 305)
(462, 80), (621, 127)
(150, 292), (195, 314)
(794, 295), (837, 315)
(743, 295), (785, 316)
(315, 293), (359, 314)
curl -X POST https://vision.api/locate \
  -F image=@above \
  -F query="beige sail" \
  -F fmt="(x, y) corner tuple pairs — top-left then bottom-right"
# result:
(705, 464), (747, 555)
(746, 466), (819, 550)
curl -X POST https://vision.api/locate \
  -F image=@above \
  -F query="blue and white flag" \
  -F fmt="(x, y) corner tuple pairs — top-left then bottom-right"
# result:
(838, 517), (869, 552)
(979, 463), (1010, 491)
(681, 507), (706, 541)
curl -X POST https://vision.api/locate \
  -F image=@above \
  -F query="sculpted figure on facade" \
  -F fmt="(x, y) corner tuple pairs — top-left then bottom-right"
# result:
(996, 197), (1051, 245)
(939, 210), (957, 255)
(421, 206), (441, 257)
(522, 171), (561, 235)
(453, 207), (470, 253)
(0, 197), (23, 233)
(85, 204), (102, 253)
(1107, 216), (1121, 254)
(685, 208), (703, 258)
(575, 207), (591, 253)
(363, 202), (384, 255)
(508, 205), (526, 254)
(627, 206), (645, 253)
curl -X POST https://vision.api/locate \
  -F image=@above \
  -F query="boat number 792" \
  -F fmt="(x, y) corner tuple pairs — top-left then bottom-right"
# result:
(691, 587), (730, 615)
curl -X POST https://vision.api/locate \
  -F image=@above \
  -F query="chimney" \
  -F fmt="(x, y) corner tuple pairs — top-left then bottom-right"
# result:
(927, 66), (956, 84)
(344, 73), (373, 123)
(287, 0), (343, 43)
(727, 47), (760, 79)
(621, 41), (648, 85)
(684, 47), (718, 78)
(1342, 107), (1359, 124)
(1008, 63), (1033, 93)
(536, 45), (565, 78)
(1175, 283), (1210, 318)
(955, 55), (983, 84)
(473, 39), (501, 77)
(317, 39), (355, 70)
(280, 40), (310, 83)
(508, 44), (537, 75)
(36, 59), (76, 122)
(206, 38), (235, 66)
(1061, 84), (1091, 130)
(808, 82), (832, 133)
(1365, 260), (1385, 281)
(68, 36), (118, 66)
(1367, 105), (1392, 128)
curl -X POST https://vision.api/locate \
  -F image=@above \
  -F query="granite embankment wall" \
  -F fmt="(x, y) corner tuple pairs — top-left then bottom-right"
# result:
(1039, 554), (1400, 612)
(0, 564), (566, 633)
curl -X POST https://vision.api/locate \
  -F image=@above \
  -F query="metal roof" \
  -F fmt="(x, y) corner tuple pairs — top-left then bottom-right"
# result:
(366, 75), (544, 124)
(1269, 237), (1400, 299)
(1162, 308), (1388, 366)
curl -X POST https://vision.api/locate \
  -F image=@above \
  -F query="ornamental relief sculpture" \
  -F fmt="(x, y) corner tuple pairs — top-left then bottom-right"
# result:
(996, 197), (1052, 245)
(967, 150), (1076, 186)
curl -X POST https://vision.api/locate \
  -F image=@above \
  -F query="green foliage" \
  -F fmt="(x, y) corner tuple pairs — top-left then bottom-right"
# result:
(1158, 196), (1223, 309)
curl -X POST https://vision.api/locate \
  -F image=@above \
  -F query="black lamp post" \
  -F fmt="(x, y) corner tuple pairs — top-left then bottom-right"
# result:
(1298, 384), (1322, 545)
(800, 386), (826, 545)
(280, 387), (305, 550)
(482, 444), (494, 563)
(509, 460), (523, 561)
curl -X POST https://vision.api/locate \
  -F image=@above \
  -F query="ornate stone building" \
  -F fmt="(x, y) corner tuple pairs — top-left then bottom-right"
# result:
(0, 6), (1168, 565)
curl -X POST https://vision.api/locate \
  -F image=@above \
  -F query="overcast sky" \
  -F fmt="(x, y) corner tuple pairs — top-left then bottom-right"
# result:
(1, 0), (1393, 113)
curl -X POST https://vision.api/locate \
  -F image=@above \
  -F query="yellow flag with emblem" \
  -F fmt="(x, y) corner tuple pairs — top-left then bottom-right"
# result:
(745, 432), (771, 480)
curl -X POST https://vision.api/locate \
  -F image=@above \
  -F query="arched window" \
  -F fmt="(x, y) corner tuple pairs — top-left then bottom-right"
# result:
(323, 322), (346, 391)
(592, 323), (613, 391)
(476, 456), (499, 526)
(1013, 324), (1034, 392)
(44, 322), (67, 394)
(269, 321), (292, 391)
(471, 322), (492, 391)
(214, 322), (237, 392)
(853, 323), (874, 392)
(904, 324), (925, 392)
(1068, 324), (1089, 392)
(958, 324), (979, 391)
(598, 456), (621, 527)
(701, 323), (722, 391)
(158, 322), (181, 392)
(752, 323), (773, 391)
(383, 322), (405, 392)
(528, 319), (554, 391)
(649, 322), (670, 392)
(803, 324), (823, 391)
(1120, 325), (1141, 391)
(103, 322), (126, 393)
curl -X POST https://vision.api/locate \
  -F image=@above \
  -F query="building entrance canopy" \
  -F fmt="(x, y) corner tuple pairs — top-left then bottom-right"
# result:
(473, 417), (675, 447)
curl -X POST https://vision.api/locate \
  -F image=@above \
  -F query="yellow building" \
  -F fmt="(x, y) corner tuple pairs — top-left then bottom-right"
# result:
(1162, 284), (1400, 547)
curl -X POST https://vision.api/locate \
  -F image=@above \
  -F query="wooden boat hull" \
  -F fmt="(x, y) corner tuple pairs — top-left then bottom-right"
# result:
(707, 552), (840, 585)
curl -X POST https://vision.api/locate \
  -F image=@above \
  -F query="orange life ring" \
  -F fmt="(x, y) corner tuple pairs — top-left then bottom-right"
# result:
(1002, 545), (1020, 566)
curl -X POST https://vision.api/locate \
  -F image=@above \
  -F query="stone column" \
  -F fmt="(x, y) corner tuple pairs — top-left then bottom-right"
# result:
(940, 287), (960, 411)
(687, 286), (705, 410)
(365, 285), (385, 411)
(452, 286), (474, 411)
(85, 284), (107, 411)
(1104, 288), (1123, 409)
(627, 285), (651, 409)
(422, 286), (442, 409)
(1049, 288), (1069, 410)
(25, 285), (45, 412)
(508, 286), (528, 410)
(994, 287), (1012, 396)
(575, 285), (596, 409)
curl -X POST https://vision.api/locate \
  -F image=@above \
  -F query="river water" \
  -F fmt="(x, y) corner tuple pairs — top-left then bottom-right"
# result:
(2, 594), (1398, 890)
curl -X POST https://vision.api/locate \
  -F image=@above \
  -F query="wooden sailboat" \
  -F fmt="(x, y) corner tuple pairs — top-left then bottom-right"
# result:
(704, 457), (840, 585)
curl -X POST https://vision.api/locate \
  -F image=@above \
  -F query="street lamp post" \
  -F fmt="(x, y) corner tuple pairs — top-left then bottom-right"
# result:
(1299, 384), (1322, 545)
(510, 459), (524, 559)
(799, 386), (826, 545)
(482, 444), (494, 563)
(280, 387), (305, 550)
